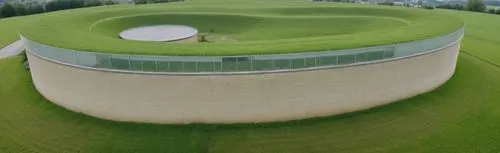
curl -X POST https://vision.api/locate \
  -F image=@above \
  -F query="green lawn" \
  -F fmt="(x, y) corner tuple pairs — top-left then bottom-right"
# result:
(16, 0), (463, 55)
(1, 2), (500, 153)
(92, 14), (407, 41)
(0, 15), (42, 48)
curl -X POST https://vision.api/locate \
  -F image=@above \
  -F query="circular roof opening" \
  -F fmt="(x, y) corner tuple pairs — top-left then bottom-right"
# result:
(119, 25), (198, 42)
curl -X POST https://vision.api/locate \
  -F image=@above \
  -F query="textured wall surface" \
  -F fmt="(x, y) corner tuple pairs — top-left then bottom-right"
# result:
(27, 42), (461, 124)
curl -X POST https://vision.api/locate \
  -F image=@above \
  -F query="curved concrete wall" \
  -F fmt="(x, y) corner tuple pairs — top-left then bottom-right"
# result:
(26, 42), (461, 124)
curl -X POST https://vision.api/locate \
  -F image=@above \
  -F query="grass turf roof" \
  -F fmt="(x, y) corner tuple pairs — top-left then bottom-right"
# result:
(19, 0), (464, 56)
(2, 5), (500, 153)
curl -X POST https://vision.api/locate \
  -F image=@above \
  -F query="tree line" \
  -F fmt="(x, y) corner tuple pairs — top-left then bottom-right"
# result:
(0, 0), (184, 19)
(0, 0), (119, 19)
(133, 0), (184, 4)
(376, 0), (500, 15)
(435, 0), (500, 15)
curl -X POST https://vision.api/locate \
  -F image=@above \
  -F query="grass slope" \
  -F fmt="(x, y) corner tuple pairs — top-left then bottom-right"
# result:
(0, 15), (43, 48)
(0, 4), (500, 153)
(92, 14), (407, 41)
(17, 0), (463, 55)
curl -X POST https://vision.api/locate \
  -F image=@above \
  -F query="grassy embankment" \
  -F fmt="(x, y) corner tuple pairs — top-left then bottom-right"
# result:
(0, 2), (500, 153)
(18, 1), (463, 55)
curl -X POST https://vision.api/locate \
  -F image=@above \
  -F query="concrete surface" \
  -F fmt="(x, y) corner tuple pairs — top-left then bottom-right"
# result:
(0, 40), (24, 59)
(119, 25), (199, 42)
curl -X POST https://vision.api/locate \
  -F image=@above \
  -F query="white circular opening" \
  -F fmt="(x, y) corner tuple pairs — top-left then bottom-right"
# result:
(119, 25), (198, 42)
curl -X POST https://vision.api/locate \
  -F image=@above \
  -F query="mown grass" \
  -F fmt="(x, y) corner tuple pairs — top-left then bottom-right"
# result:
(16, 0), (463, 55)
(92, 14), (406, 41)
(1, 1), (500, 153)
(0, 15), (44, 48)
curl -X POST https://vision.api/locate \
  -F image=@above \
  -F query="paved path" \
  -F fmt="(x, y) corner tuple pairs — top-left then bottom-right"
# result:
(0, 40), (24, 59)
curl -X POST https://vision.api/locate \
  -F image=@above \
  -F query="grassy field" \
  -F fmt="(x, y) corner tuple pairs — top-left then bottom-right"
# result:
(1, 2), (500, 153)
(16, 0), (463, 55)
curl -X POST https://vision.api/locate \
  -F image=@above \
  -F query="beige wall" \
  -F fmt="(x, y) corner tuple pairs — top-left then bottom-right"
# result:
(27, 42), (460, 124)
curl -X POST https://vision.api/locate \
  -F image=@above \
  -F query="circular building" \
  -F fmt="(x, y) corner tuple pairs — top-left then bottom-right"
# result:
(21, 4), (465, 124)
